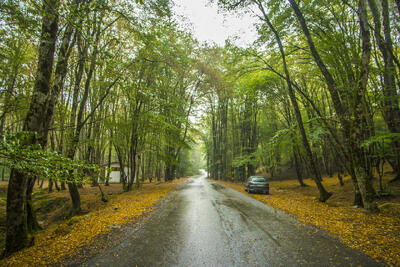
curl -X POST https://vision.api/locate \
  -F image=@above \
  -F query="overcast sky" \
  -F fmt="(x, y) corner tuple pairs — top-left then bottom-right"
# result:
(172, 0), (258, 47)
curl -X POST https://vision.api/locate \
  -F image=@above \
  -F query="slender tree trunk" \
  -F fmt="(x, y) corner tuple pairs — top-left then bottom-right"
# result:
(293, 144), (306, 186)
(49, 132), (55, 193)
(368, 0), (400, 182)
(54, 181), (60, 191)
(165, 165), (174, 181)
(65, 20), (101, 214)
(0, 48), (20, 134)
(221, 99), (228, 180)
(257, 1), (331, 201)
(288, 0), (373, 205)
(39, 178), (44, 189)
(141, 154), (145, 181)
(337, 172), (344, 186)
(211, 102), (218, 180)
(48, 179), (53, 193)
(351, 0), (378, 212)
(157, 158), (162, 181)
(128, 136), (138, 190)
(136, 155), (141, 187)
(337, 165), (344, 186)
(106, 140), (112, 186)
(114, 143), (127, 188)
(43, 0), (81, 137)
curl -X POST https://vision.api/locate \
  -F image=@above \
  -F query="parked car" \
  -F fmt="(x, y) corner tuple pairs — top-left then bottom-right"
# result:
(244, 176), (269, 194)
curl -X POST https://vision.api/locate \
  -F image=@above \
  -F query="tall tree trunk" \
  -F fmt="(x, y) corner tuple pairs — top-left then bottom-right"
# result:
(288, 0), (366, 205)
(293, 144), (306, 186)
(211, 103), (218, 179)
(48, 179), (53, 193)
(106, 140), (112, 186)
(136, 155), (141, 186)
(337, 173), (344, 186)
(128, 135), (138, 190)
(114, 143), (127, 189)
(351, 0), (378, 212)
(257, 1), (331, 201)
(368, 0), (400, 182)
(39, 178), (44, 189)
(0, 41), (21, 133)
(43, 0), (81, 138)
(4, 0), (59, 256)
(220, 100), (228, 180)
(65, 21), (101, 214)
(247, 105), (258, 177)
(165, 164), (174, 181)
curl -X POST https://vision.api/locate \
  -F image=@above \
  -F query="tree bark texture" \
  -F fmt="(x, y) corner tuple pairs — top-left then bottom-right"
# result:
(5, 0), (59, 255)
(350, 0), (378, 212)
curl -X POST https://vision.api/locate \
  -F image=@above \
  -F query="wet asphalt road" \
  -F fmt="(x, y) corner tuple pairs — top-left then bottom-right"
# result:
(84, 172), (380, 267)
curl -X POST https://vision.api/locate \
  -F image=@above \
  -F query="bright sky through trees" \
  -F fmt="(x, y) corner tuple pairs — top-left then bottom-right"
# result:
(172, 0), (258, 46)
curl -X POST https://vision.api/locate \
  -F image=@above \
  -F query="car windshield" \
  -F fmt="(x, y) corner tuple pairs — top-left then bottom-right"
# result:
(251, 177), (266, 182)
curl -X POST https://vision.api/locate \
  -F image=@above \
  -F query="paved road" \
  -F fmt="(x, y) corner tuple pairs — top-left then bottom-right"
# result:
(84, 172), (380, 267)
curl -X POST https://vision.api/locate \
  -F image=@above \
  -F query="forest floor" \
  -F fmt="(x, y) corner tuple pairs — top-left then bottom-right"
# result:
(0, 178), (187, 266)
(216, 171), (400, 266)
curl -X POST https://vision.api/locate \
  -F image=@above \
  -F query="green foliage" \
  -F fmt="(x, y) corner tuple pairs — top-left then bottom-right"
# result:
(232, 153), (258, 168)
(306, 124), (329, 146)
(361, 133), (400, 149)
(268, 128), (291, 146)
(0, 132), (96, 183)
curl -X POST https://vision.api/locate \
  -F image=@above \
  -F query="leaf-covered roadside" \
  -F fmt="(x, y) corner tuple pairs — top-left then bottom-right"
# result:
(217, 178), (400, 266)
(0, 179), (186, 267)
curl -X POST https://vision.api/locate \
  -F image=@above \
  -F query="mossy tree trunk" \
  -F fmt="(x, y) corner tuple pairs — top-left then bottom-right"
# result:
(4, 0), (60, 256)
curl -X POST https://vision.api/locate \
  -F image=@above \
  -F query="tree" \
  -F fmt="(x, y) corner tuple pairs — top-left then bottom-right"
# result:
(4, 0), (60, 255)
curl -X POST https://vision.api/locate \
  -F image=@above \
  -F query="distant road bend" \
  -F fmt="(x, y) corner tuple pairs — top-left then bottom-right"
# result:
(85, 171), (379, 267)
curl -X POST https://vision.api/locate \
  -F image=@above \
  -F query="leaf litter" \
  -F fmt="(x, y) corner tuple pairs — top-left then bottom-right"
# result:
(217, 176), (400, 266)
(0, 179), (186, 267)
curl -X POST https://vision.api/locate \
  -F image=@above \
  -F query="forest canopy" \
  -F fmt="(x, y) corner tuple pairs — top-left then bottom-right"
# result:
(0, 0), (399, 257)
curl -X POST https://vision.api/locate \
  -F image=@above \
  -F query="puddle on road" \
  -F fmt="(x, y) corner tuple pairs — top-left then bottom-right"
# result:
(176, 179), (204, 191)
(180, 184), (204, 190)
(210, 183), (224, 191)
